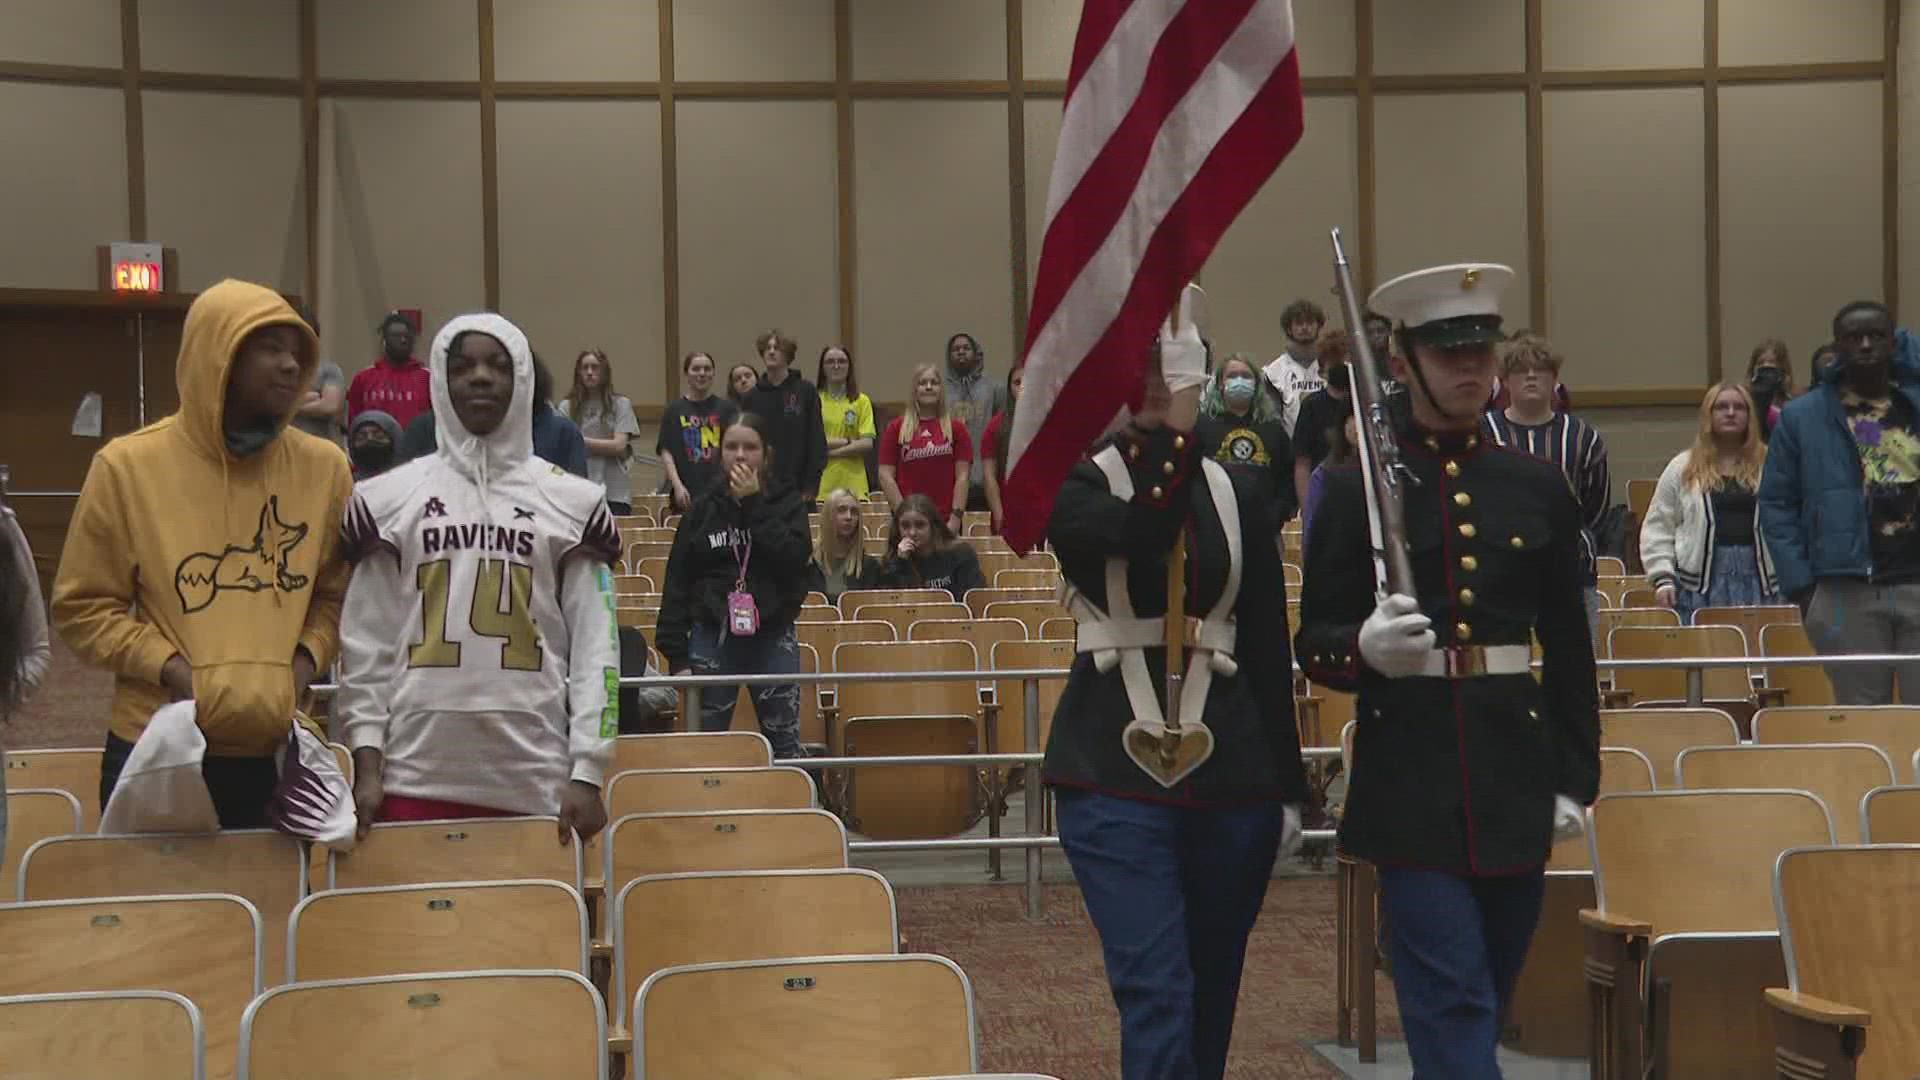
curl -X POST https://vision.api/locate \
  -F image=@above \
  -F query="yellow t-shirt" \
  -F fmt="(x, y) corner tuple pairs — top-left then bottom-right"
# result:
(819, 390), (876, 499)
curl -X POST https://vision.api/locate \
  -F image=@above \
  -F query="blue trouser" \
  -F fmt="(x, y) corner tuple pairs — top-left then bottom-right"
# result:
(1055, 787), (1285, 1080)
(1377, 866), (1546, 1079)
(685, 621), (803, 758)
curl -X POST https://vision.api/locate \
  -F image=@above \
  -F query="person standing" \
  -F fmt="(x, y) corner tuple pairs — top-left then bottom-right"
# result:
(561, 348), (641, 515)
(346, 409), (402, 481)
(981, 366), (1024, 534)
(336, 314), (619, 841)
(1194, 352), (1294, 520)
(1, 493), (53, 857)
(1296, 262), (1598, 1075)
(52, 280), (352, 827)
(1759, 300), (1920, 705)
(942, 332), (1006, 512)
(658, 351), (739, 513)
(291, 311), (345, 444)
(399, 356), (587, 478)
(879, 364), (973, 534)
(1290, 329), (1355, 511)
(743, 331), (828, 508)
(815, 345), (876, 502)
(1746, 338), (1796, 439)
(1046, 318), (1305, 1080)
(347, 312), (432, 431)
(1641, 382), (1781, 624)
(1260, 297), (1326, 437)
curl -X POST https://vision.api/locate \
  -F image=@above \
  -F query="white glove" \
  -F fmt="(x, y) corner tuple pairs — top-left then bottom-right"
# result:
(1158, 283), (1208, 393)
(1551, 794), (1584, 841)
(1279, 803), (1304, 860)
(1357, 593), (1435, 678)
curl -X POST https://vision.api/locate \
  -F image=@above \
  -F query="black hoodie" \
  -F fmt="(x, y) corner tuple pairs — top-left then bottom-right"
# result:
(744, 374), (829, 502)
(863, 542), (987, 600)
(655, 477), (812, 669)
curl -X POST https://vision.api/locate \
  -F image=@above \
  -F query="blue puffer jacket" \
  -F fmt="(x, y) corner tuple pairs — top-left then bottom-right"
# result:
(1757, 328), (1920, 598)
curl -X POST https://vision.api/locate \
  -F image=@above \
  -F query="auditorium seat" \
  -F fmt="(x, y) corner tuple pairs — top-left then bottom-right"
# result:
(1597, 707), (1740, 786)
(0, 894), (260, 1080)
(1594, 574), (1651, 608)
(238, 970), (607, 1080)
(795, 603), (841, 622)
(1, 788), (81, 902)
(1759, 622), (1837, 708)
(1692, 603), (1800, 639)
(329, 816), (583, 892)
(288, 879), (589, 982)
(992, 568), (1058, 589)
(1297, 681), (1355, 752)
(0, 990), (204, 1080)
(1765, 844), (1920, 1080)
(852, 602), (972, 639)
(631, 954), (975, 1080)
(1036, 616), (1075, 641)
(1605, 625), (1752, 706)
(1582, 789), (1833, 1079)
(605, 766), (816, 816)
(1594, 555), (1627, 577)
(2, 747), (104, 829)
(961, 587), (1052, 620)
(612, 731), (773, 773)
(603, 808), (848, 901)
(1592, 606), (1680, 660)
(610, 868), (898, 1046)
(840, 587), (954, 614)
(832, 640), (982, 840)
(988, 638), (1071, 757)
(1676, 742), (1894, 843)
(980, 599), (1071, 640)
(1753, 705), (1920, 783)
(1861, 785), (1920, 842)
(631, 555), (669, 587)
(19, 830), (304, 989)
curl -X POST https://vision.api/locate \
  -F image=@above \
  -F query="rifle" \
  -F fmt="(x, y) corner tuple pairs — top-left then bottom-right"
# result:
(1329, 228), (1417, 597)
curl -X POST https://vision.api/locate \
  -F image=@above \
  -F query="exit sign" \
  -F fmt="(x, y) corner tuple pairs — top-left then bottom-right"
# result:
(109, 241), (164, 293)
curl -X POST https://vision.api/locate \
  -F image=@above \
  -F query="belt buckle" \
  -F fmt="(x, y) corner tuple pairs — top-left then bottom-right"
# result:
(1443, 646), (1486, 679)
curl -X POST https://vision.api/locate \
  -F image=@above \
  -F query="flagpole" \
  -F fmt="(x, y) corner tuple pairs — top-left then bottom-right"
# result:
(1160, 291), (1194, 768)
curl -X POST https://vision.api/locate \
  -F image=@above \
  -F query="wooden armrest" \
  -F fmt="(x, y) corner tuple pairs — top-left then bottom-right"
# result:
(1599, 688), (1633, 709)
(1579, 908), (1652, 936)
(1764, 988), (1871, 1028)
(608, 1026), (632, 1056)
(978, 686), (996, 709)
(1753, 686), (1788, 708)
(591, 939), (612, 960)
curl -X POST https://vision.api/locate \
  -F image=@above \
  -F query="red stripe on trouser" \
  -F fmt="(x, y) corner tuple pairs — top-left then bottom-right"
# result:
(377, 795), (520, 822)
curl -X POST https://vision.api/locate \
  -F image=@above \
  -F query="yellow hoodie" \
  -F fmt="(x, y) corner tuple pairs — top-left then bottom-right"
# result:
(52, 279), (353, 756)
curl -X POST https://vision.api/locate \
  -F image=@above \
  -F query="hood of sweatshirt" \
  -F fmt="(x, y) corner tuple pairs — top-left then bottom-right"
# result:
(427, 312), (536, 491)
(175, 279), (319, 462)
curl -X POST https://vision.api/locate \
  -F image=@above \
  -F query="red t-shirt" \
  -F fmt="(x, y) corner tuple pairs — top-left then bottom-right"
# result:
(981, 411), (1007, 482)
(880, 416), (974, 519)
(347, 358), (432, 430)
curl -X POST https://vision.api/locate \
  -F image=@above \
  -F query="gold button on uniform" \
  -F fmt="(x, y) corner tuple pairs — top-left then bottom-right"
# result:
(1163, 461), (1176, 475)
(1456, 622), (1473, 641)
(1459, 588), (1475, 606)
(1466, 434), (1479, 449)
(1460, 555), (1478, 571)
(1444, 460), (1461, 478)
(1128, 444), (1141, 460)
(1173, 435), (1186, 450)
(1458, 523), (1477, 538)
(1150, 486), (1164, 500)
(1510, 535), (1524, 549)
(1453, 492), (1472, 507)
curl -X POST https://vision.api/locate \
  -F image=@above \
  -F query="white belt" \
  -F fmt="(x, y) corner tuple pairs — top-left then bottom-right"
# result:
(1417, 644), (1532, 679)
(1073, 616), (1240, 677)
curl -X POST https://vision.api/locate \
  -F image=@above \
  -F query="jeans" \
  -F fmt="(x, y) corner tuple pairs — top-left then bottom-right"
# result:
(1376, 867), (1546, 1079)
(1055, 787), (1285, 1080)
(1804, 578), (1920, 705)
(685, 621), (803, 758)
(100, 732), (279, 830)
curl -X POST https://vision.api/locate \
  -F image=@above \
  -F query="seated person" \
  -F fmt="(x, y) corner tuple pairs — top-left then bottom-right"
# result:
(863, 493), (986, 600)
(805, 488), (880, 604)
(335, 313), (621, 844)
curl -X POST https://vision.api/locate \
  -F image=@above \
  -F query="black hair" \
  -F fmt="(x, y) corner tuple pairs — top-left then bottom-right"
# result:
(532, 352), (553, 407)
(1832, 299), (1892, 336)
(0, 500), (27, 722)
(1362, 308), (1392, 331)
(887, 493), (957, 554)
(1281, 298), (1327, 329)
(945, 332), (983, 364)
(379, 312), (413, 335)
(815, 344), (859, 399)
(726, 410), (779, 470)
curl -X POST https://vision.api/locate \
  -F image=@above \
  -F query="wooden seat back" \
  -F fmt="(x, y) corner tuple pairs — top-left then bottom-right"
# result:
(606, 767), (817, 817)
(329, 817), (582, 891)
(834, 641), (980, 723)
(989, 640), (1071, 755)
(1607, 625), (1751, 703)
(1775, 844), (1920, 1079)
(238, 970), (605, 1080)
(1597, 707), (1740, 786)
(288, 880), (589, 982)
(2, 748), (104, 829)
(1758, 622), (1836, 708)
(603, 809), (847, 900)
(634, 955), (974, 1080)
(1593, 607), (1679, 658)
(839, 588), (953, 615)
(1861, 785), (1920, 843)
(1644, 930), (1787, 1079)
(993, 569), (1059, 589)
(1693, 604), (1800, 641)
(795, 620), (897, 675)
(980, 600), (1071, 639)
(843, 715), (981, 840)
(961, 587), (1052, 620)
(851, 602), (972, 639)
(1546, 748), (1655, 870)
(613, 868), (898, 1028)
(1037, 616), (1075, 641)
(909, 619), (1028, 693)
(613, 732), (772, 773)
(0, 894), (259, 1080)
(0, 990), (203, 1080)
(1589, 789), (1833, 934)
(2, 788), (81, 902)
(1754, 705), (1920, 782)
(1676, 743), (1895, 843)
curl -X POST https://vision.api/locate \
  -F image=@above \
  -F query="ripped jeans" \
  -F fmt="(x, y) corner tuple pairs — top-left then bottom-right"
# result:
(686, 621), (804, 758)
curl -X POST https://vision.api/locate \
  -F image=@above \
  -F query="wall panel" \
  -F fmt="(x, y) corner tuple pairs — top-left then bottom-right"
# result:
(855, 100), (1013, 403)
(851, 0), (1007, 82)
(1023, 0), (1356, 82)
(675, 100), (839, 375)
(1719, 0), (1885, 67)
(1721, 81), (1883, 376)
(1544, 88), (1706, 389)
(1374, 93), (1530, 316)
(0, 0), (120, 67)
(1373, 0), (1524, 76)
(1021, 0), (1079, 82)
(494, 0), (659, 83)
(0, 83), (127, 289)
(1206, 95), (1359, 365)
(139, 0), (299, 78)
(496, 101), (665, 404)
(316, 0), (478, 81)
(143, 91), (304, 293)
(325, 99), (486, 375)
(1540, 0), (1702, 72)
(673, 0), (834, 82)
(1021, 97), (1063, 290)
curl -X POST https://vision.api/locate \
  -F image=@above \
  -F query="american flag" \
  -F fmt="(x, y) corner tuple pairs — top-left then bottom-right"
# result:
(1002, 0), (1305, 552)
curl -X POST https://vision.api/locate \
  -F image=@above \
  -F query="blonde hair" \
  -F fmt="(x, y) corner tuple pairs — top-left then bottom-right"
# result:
(812, 488), (866, 580)
(1681, 381), (1766, 492)
(897, 362), (953, 446)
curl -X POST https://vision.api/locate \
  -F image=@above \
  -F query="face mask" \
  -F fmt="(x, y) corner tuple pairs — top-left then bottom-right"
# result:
(1223, 375), (1258, 405)
(351, 442), (395, 474)
(1750, 367), (1784, 396)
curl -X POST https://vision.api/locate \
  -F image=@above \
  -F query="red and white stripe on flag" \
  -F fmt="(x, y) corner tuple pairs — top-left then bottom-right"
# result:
(1001, 0), (1304, 553)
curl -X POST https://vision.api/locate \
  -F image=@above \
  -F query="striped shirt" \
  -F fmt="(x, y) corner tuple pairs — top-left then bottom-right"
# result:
(1482, 409), (1610, 582)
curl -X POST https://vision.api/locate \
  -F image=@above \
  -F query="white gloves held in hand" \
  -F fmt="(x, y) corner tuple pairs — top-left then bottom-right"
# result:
(1158, 284), (1208, 394)
(1358, 593), (1435, 679)
(1552, 795), (1585, 841)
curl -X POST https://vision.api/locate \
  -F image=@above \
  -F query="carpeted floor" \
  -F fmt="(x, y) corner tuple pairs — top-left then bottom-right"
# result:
(16, 638), (1403, 1077)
